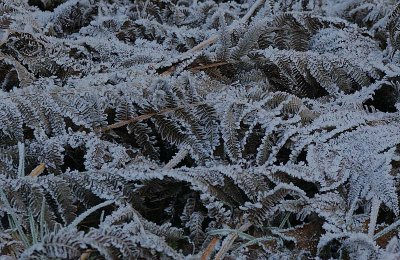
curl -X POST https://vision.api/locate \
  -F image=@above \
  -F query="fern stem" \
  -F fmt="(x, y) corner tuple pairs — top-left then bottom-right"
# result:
(39, 197), (46, 241)
(188, 35), (220, 53)
(368, 197), (381, 237)
(279, 212), (291, 229)
(66, 200), (115, 230)
(373, 218), (400, 240)
(235, 237), (277, 252)
(164, 148), (189, 169)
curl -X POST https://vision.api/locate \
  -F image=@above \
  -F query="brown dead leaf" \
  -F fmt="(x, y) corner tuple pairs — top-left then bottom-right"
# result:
(281, 221), (323, 255)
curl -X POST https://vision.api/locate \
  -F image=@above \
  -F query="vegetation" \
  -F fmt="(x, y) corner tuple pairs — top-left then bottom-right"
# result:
(0, 0), (400, 259)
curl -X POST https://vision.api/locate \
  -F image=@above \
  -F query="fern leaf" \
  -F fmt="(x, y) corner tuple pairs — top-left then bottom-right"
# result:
(221, 103), (244, 162)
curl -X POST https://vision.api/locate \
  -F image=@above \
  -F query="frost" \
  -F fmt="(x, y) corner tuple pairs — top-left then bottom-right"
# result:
(0, 0), (400, 259)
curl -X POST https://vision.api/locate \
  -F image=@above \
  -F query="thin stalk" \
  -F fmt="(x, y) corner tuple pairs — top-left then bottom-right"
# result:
(17, 141), (25, 177)
(67, 200), (115, 230)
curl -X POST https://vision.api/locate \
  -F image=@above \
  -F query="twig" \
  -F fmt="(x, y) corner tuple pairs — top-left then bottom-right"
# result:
(98, 102), (205, 132)
(186, 0), (265, 54)
(99, 110), (161, 132)
(189, 61), (230, 72)
(240, 0), (265, 23)
(160, 0), (265, 77)
(201, 237), (219, 260)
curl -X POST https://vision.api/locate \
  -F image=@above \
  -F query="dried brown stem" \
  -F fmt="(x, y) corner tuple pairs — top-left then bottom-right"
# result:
(98, 102), (205, 132)
(201, 237), (219, 260)
(98, 108), (169, 132)
(186, 0), (265, 54)
(189, 61), (230, 72)
(160, 0), (265, 76)
(29, 163), (45, 177)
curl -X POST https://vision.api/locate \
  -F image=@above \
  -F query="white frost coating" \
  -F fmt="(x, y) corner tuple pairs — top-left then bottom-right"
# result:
(0, 0), (400, 259)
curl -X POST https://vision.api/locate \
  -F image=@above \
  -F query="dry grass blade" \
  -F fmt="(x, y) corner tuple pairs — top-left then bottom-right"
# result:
(29, 163), (46, 177)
